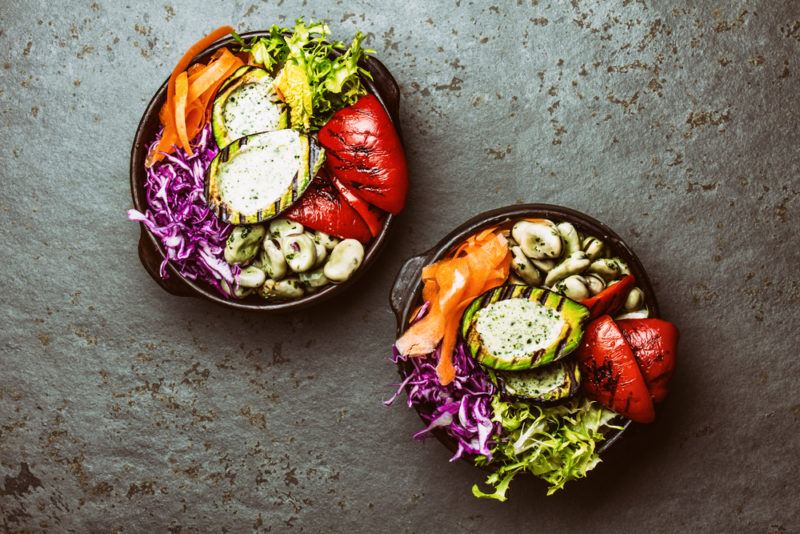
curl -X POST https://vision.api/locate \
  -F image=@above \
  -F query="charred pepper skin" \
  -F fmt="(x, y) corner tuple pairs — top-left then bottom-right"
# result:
(617, 318), (679, 403)
(577, 315), (655, 423)
(331, 176), (385, 237)
(318, 94), (409, 215)
(283, 171), (373, 243)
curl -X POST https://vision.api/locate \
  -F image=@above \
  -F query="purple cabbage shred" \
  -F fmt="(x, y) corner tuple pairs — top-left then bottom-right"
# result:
(387, 308), (499, 461)
(128, 126), (239, 296)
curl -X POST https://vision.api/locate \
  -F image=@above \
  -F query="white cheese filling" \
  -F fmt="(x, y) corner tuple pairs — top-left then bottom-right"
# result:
(475, 299), (565, 361)
(223, 77), (282, 141)
(218, 130), (301, 215)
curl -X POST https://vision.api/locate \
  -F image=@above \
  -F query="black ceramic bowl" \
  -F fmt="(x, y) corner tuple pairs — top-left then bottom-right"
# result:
(130, 31), (403, 311)
(389, 204), (661, 463)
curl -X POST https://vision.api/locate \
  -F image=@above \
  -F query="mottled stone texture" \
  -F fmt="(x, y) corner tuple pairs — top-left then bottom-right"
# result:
(1, 0), (798, 531)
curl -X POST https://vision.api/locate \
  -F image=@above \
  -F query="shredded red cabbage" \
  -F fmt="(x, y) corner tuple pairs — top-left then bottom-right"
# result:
(387, 308), (499, 461)
(128, 125), (238, 296)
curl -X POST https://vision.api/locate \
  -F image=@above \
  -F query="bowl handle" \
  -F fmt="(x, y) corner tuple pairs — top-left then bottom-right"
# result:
(389, 253), (428, 328)
(137, 228), (193, 297)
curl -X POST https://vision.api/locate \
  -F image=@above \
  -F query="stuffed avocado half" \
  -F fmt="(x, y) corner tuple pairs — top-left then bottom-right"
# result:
(461, 285), (589, 371)
(205, 129), (325, 225)
(493, 360), (581, 403)
(212, 66), (288, 148)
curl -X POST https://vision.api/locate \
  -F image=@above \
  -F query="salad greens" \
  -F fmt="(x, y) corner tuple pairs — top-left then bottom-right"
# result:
(389, 337), (621, 501)
(234, 19), (374, 130)
(473, 396), (621, 500)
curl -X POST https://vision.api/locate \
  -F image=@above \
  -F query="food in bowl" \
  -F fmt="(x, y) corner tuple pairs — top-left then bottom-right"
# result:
(128, 20), (408, 302)
(387, 215), (679, 500)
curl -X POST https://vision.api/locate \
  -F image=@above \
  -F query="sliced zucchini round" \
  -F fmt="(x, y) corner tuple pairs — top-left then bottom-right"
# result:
(212, 66), (288, 148)
(204, 129), (325, 225)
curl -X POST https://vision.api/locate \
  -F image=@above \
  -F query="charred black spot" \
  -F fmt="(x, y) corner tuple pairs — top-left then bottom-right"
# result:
(585, 357), (620, 401)
(325, 130), (348, 145)
(347, 181), (386, 194)
(349, 145), (372, 156)
(329, 162), (383, 177)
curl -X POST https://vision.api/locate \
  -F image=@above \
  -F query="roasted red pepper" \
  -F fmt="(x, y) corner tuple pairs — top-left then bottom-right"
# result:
(617, 319), (679, 403)
(283, 172), (372, 243)
(582, 274), (636, 319)
(318, 94), (408, 214)
(577, 315), (655, 423)
(331, 177), (385, 238)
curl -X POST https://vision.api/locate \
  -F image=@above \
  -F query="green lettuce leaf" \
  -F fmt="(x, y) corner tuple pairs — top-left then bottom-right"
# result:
(472, 395), (622, 501)
(236, 19), (374, 131)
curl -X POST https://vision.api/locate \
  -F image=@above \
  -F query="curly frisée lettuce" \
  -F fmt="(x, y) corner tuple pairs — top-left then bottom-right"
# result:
(472, 397), (622, 501)
(389, 305), (623, 500)
(234, 19), (373, 130)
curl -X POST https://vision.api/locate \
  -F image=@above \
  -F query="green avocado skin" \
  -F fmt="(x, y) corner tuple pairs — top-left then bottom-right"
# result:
(461, 285), (589, 371)
(494, 359), (581, 403)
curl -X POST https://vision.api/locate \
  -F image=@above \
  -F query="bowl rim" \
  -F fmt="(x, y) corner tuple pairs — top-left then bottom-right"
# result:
(129, 30), (402, 312)
(389, 203), (661, 468)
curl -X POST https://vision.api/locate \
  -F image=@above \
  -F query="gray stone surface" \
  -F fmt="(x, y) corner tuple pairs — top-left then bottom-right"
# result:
(1, 0), (798, 531)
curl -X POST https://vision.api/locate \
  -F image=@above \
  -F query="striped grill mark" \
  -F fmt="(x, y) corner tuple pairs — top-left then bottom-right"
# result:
(310, 143), (322, 166)
(521, 286), (534, 299)
(291, 173), (300, 201)
(556, 295), (566, 312)
(554, 325), (573, 357)
(535, 290), (547, 304)
(489, 289), (501, 305)
(499, 285), (515, 301)
(206, 133), (318, 225)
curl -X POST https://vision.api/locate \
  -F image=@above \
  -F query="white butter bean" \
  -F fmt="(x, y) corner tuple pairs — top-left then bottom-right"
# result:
(237, 265), (266, 288)
(324, 239), (364, 283)
(544, 251), (591, 287)
(260, 238), (288, 280)
(557, 222), (581, 257)
(268, 218), (303, 239)
(512, 219), (562, 260)
(510, 245), (542, 285)
(224, 225), (266, 265)
(282, 233), (317, 273)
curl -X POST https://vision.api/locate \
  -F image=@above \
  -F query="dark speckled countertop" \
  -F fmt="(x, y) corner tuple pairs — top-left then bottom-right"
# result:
(1, 1), (798, 531)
